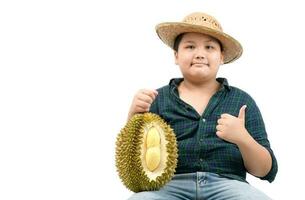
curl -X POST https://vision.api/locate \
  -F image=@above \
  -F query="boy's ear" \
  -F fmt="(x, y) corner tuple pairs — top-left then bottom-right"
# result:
(174, 51), (178, 65)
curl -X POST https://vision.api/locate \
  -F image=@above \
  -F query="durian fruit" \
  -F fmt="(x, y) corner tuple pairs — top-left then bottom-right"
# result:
(115, 112), (178, 192)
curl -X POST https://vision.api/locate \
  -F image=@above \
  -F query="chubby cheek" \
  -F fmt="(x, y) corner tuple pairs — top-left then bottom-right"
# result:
(210, 53), (223, 64)
(175, 52), (191, 66)
(181, 58), (192, 68)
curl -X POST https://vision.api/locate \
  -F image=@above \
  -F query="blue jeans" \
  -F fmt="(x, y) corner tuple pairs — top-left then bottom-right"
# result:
(128, 172), (272, 200)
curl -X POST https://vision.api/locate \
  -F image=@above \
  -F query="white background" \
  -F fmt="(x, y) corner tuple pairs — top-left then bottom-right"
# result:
(0, 0), (304, 199)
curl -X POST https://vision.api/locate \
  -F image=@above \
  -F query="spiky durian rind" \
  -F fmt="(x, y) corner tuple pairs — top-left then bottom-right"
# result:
(115, 113), (178, 192)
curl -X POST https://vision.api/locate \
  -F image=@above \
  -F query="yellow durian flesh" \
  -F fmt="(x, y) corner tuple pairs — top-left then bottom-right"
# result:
(145, 147), (161, 171)
(145, 127), (161, 171)
(146, 127), (161, 148)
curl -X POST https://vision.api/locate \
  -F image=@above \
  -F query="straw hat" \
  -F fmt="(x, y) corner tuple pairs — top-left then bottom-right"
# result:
(155, 12), (243, 64)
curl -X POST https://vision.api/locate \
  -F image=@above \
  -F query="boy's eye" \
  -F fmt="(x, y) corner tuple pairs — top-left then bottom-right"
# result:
(186, 45), (195, 49)
(206, 45), (214, 50)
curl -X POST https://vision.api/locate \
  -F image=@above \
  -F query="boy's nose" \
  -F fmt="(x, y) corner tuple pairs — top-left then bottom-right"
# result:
(195, 48), (206, 60)
(195, 55), (205, 59)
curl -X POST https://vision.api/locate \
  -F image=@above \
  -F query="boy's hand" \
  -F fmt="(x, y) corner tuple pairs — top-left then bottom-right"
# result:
(216, 105), (248, 144)
(127, 89), (158, 121)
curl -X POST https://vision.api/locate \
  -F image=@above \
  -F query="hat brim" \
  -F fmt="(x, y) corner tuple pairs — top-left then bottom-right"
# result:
(156, 22), (243, 64)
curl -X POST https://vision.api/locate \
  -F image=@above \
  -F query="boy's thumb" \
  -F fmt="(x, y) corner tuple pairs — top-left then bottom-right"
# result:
(238, 105), (247, 120)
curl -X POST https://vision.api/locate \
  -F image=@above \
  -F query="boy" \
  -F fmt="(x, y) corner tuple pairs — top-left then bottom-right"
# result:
(127, 12), (277, 200)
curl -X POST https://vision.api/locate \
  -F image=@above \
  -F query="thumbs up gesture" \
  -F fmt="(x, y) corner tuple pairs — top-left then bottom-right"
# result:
(216, 105), (248, 144)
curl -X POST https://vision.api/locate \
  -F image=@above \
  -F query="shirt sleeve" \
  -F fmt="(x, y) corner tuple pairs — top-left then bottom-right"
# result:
(245, 97), (278, 183)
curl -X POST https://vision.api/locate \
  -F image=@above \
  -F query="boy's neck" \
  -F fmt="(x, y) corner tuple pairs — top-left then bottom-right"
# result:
(181, 78), (221, 94)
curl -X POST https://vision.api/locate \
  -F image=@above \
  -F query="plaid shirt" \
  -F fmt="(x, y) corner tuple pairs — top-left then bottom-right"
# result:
(149, 77), (277, 183)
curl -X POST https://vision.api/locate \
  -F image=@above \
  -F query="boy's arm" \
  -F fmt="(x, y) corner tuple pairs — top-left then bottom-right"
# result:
(216, 104), (277, 182)
(235, 129), (272, 177)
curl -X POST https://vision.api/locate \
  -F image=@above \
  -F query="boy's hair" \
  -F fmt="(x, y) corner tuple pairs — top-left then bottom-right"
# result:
(173, 33), (224, 52)
(173, 33), (185, 52)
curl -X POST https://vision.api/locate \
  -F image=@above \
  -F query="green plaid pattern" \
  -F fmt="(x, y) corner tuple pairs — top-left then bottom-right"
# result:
(149, 78), (277, 183)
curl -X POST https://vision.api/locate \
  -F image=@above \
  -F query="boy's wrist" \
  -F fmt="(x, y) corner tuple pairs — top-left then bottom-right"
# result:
(236, 129), (253, 147)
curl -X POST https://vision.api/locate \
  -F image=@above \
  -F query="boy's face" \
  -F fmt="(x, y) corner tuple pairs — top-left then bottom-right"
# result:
(174, 32), (224, 83)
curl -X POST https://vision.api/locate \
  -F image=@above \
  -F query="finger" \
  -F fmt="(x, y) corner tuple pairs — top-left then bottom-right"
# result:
(138, 93), (153, 104)
(135, 101), (151, 111)
(216, 131), (222, 136)
(131, 104), (148, 114)
(238, 105), (247, 120)
(216, 124), (224, 131)
(141, 89), (158, 100)
(217, 118), (226, 125)
(152, 89), (158, 97)
(135, 105), (150, 113)
(216, 131), (224, 138)
(220, 113), (232, 119)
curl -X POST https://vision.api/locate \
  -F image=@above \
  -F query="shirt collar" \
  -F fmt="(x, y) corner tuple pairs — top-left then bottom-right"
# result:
(169, 77), (231, 92)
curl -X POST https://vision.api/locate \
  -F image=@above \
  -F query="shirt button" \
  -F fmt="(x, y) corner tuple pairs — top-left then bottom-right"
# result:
(202, 118), (206, 122)
(199, 138), (204, 142)
(200, 158), (203, 162)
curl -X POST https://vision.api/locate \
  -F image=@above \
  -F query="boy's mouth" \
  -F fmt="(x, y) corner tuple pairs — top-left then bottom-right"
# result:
(191, 63), (209, 67)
